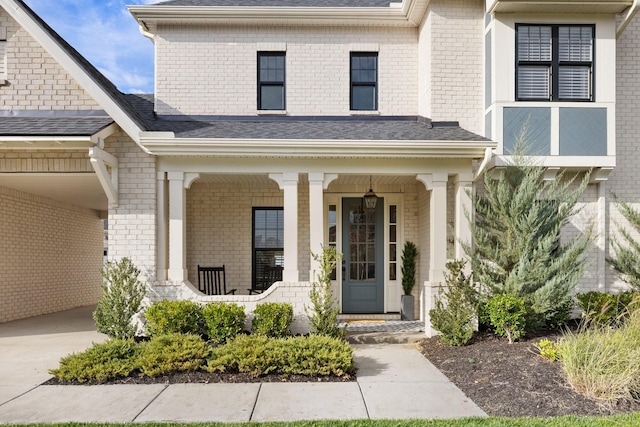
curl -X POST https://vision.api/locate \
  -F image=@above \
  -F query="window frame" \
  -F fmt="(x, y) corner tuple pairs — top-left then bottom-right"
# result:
(251, 207), (284, 291)
(515, 23), (595, 102)
(257, 51), (286, 111)
(350, 52), (378, 111)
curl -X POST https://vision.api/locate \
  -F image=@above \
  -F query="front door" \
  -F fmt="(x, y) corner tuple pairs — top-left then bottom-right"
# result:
(342, 197), (384, 313)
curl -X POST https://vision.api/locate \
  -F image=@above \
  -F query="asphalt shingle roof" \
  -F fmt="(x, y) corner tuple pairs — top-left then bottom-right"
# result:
(157, 0), (396, 7)
(147, 116), (489, 141)
(0, 117), (115, 136)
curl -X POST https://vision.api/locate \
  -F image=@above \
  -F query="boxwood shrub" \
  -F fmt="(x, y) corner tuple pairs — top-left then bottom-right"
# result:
(138, 333), (211, 377)
(145, 300), (205, 337)
(251, 302), (294, 338)
(203, 302), (246, 344)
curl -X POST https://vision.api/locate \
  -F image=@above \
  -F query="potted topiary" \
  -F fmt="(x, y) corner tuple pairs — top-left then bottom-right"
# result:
(401, 241), (419, 320)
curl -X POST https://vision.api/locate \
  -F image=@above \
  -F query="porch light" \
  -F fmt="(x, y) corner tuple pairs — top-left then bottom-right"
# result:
(363, 176), (378, 210)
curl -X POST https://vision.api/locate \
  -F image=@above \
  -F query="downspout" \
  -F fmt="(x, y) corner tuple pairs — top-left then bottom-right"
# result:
(138, 22), (155, 43)
(617, 0), (640, 39)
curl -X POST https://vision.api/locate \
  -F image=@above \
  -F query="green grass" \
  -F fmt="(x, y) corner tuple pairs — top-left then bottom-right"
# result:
(9, 414), (640, 427)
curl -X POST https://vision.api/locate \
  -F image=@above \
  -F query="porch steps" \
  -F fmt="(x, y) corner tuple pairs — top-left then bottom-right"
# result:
(338, 315), (425, 344)
(337, 313), (401, 321)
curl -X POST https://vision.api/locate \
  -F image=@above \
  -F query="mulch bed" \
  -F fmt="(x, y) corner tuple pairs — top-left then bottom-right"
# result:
(417, 330), (640, 418)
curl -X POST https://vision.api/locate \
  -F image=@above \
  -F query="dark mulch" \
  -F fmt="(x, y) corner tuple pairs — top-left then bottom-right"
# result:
(44, 370), (356, 386)
(417, 330), (640, 418)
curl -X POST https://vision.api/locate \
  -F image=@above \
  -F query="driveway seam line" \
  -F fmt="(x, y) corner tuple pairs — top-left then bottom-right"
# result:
(131, 384), (169, 422)
(249, 383), (262, 421)
(357, 382), (371, 419)
(0, 384), (40, 408)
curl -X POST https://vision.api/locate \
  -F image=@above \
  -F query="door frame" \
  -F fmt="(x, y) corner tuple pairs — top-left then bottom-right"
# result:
(324, 193), (404, 313)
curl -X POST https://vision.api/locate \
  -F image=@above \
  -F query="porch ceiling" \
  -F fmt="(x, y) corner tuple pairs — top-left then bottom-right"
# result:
(0, 173), (107, 211)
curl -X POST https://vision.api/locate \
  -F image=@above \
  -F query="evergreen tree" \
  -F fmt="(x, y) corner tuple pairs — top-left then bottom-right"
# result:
(306, 246), (346, 339)
(464, 136), (593, 329)
(609, 198), (640, 290)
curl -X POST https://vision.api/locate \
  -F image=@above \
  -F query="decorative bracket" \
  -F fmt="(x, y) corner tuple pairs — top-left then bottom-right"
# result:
(89, 147), (118, 208)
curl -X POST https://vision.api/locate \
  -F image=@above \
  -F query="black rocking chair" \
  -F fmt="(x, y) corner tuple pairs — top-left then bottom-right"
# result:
(197, 265), (236, 295)
(249, 265), (283, 294)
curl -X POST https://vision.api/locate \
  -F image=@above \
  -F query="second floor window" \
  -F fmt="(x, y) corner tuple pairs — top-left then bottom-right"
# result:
(258, 52), (285, 110)
(516, 24), (594, 102)
(351, 52), (378, 110)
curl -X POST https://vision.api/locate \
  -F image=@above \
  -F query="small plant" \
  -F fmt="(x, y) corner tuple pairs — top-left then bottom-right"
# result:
(429, 260), (478, 346)
(49, 339), (141, 383)
(486, 293), (526, 344)
(202, 302), (246, 344)
(252, 302), (294, 338)
(145, 300), (205, 337)
(138, 333), (211, 377)
(535, 339), (561, 362)
(306, 246), (346, 339)
(401, 241), (419, 296)
(207, 335), (354, 378)
(93, 257), (146, 340)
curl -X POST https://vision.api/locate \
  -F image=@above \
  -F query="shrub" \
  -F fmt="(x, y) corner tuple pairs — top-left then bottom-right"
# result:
(252, 302), (294, 338)
(486, 293), (526, 344)
(429, 259), (478, 346)
(561, 311), (640, 403)
(576, 291), (640, 327)
(49, 339), (141, 383)
(609, 198), (640, 290)
(401, 241), (419, 296)
(207, 335), (354, 377)
(306, 246), (346, 339)
(138, 333), (210, 377)
(536, 339), (561, 362)
(93, 257), (146, 340)
(202, 302), (246, 344)
(145, 300), (205, 337)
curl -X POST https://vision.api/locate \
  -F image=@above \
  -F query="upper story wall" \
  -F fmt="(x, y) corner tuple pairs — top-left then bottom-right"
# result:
(418, 0), (485, 135)
(0, 8), (100, 111)
(154, 24), (418, 116)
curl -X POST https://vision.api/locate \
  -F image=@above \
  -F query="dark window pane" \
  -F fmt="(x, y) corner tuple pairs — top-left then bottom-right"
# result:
(390, 243), (396, 262)
(261, 86), (284, 110)
(389, 263), (396, 280)
(390, 225), (396, 242)
(352, 85), (376, 110)
(390, 205), (397, 223)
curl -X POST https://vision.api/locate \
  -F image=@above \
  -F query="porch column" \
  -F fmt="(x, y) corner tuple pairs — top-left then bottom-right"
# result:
(157, 172), (168, 282)
(418, 172), (448, 337)
(167, 171), (187, 282)
(454, 173), (474, 262)
(308, 173), (338, 281)
(270, 172), (299, 282)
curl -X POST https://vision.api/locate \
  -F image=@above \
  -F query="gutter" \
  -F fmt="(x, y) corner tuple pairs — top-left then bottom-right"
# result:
(617, 0), (640, 38)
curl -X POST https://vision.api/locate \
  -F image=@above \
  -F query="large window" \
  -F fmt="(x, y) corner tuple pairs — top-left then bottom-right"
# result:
(516, 24), (594, 101)
(252, 208), (284, 291)
(350, 52), (378, 110)
(258, 52), (285, 110)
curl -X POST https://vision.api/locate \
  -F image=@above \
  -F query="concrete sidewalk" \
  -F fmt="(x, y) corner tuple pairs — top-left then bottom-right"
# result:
(0, 307), (486, 423)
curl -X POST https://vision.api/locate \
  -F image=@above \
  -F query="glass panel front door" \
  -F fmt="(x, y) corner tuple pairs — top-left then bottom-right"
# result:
(342, 197), (384, 313)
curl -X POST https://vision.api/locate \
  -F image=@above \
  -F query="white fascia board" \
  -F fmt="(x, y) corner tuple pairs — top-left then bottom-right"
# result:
(1, 0), (146, 148)
(128, 0), (428, 28)
(139, 136), (496, 159)
(490, 155), (616, 169)
(0, 135), (94, 149)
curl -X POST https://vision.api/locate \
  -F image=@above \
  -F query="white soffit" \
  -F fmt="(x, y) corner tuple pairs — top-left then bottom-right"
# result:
(486, 0), (634, 14)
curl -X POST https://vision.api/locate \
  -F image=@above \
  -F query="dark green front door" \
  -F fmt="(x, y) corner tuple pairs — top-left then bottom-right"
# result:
(342, 197), (384, 313)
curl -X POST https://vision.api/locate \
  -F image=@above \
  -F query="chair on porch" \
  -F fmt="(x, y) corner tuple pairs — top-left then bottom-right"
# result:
(248, 265), (283, 294)
(197, 265), (236, 295)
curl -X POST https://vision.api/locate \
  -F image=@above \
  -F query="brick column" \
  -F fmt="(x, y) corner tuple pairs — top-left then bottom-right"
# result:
(167, 171), (187, 282)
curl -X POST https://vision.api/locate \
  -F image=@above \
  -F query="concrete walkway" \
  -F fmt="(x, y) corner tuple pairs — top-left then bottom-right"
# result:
(0, 307), (486, 423)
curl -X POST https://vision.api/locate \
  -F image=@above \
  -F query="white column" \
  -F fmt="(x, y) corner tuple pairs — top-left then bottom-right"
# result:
(308, 173), (338, 281)
(597, 181), (606, 292)
(157, 172), (167, 282)
(270, 172), (299, 282)
(454, 173), (474, 262)
(417, 172), (448, 337)
(168, 171), (187, 282)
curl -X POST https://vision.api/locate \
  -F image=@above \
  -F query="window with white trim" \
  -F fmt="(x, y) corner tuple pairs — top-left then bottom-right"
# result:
(350, 52), (378, 110)
(516, 24), (594, 101)
(257, 52), (285, 110)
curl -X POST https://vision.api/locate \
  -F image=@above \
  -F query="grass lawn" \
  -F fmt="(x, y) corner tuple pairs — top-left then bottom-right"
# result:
(14, 414), (640, 427)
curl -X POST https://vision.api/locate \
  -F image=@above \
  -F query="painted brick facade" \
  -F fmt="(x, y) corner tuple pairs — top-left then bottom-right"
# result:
(154, 25), (418, 116)
(0, 9), (100, 111)
(0, 185), (103, 323)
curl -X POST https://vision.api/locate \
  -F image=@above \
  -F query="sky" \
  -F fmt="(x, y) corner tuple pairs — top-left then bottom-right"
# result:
(23, 0), (159, 94)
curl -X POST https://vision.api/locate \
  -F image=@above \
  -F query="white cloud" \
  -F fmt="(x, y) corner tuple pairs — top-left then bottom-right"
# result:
(24, 0), (155, 93)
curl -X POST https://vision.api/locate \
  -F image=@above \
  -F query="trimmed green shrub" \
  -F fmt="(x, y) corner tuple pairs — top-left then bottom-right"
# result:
(429, 259), (478, 346)
(49, 339), (141, 383)
(576, 291), (640, 326)
(138, 333), (211, 377)
(486, 293), (526, 344)
(251, 302), (294, 338)
(145, 300), (205, 337)
(202, 302), (246, 344)
(306, 246), (346, 339)
(93, 257), (146, 340)
(207, 335), (354, 378)
(401, 241), (419, 296)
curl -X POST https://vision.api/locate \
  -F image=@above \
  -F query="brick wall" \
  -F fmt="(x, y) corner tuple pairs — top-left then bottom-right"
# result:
(155, 25), (417, 116)
(0, 186), (103, 323)
(104, 132), (157, 280)
(0, 9), (100, 111)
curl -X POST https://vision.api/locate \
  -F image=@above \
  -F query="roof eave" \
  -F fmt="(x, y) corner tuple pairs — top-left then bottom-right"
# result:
(138, 135), (497, 158)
